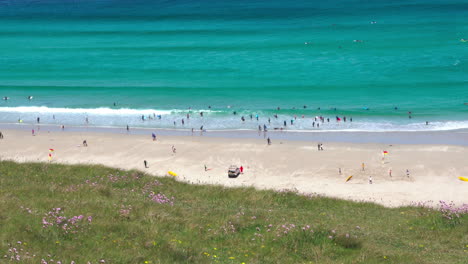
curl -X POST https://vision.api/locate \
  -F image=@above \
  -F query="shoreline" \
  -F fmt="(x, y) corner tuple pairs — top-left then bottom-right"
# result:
(1, 128), (467, 207)
(2, 123), (468, 146)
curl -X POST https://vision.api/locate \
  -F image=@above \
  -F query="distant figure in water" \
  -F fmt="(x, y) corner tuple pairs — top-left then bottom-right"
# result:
(28, 96), (33, 100)
(37, 117), (40, 123)
(126, 125), (129, 132)
(426, 121), (429, 125)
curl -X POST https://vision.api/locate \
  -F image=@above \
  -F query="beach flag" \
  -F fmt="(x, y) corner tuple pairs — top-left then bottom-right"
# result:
(49, 149), (55, 152)
(383, 151), (389, 155)
(48, 153), (52, 161)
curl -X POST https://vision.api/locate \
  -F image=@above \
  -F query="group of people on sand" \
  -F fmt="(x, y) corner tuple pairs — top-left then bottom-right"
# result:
(360, 162), (411, 184)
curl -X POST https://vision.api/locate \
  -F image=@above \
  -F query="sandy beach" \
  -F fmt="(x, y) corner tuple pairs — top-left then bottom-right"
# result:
(1, 128), (467, 207)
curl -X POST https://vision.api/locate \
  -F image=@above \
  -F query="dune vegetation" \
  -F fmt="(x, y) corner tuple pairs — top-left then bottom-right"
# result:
(0, 161), (467, 264)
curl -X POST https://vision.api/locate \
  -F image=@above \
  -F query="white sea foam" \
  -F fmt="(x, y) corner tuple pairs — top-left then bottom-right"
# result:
(0, 106), (467, 132)
(0, 106), (172, 115)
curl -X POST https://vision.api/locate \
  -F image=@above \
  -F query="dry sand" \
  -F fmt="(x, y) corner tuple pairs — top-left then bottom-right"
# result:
(1, 129), (467, 207)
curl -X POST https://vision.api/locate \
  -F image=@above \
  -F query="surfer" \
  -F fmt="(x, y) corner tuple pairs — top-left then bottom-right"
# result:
(3, 96), (9, 101)
(28, 96), (33, 100)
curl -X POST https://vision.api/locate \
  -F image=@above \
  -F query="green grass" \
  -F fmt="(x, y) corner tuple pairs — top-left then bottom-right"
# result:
(0, 161), (467, 264)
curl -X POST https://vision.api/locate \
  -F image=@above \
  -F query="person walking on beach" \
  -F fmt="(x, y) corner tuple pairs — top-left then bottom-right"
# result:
(144, 160), (148, 168)
(240, 165), (244, 174)
(37, 117), (40, 123)
(362, 163), (365, 171)
(369, 176), (373, 184)
(204, 164), (208, 171)
(267, 137), (271, 145)
(389, 169), (392, 177)
(406, 169), (410, 177)
(172, 145), (176, 154)
(339, 168), (342, 175)
(0, 131), (3, 139)
(83, 140), (88, 147)
(32, 129), (35, 136)
(126, 125), (129, 132)
(152, 133), (156, 141)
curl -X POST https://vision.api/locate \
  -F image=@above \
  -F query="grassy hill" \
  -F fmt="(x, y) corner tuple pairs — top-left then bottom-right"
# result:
(0, 161), (467, 263)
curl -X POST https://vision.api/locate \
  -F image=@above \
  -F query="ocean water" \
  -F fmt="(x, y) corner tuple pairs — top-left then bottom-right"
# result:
(0, 0), (467, 131)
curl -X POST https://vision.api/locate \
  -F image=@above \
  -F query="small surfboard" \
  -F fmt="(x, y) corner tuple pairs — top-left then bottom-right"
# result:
(458, 176), (468, 182)
(168, 171), (177, 177)
(346, 175), (353, 182)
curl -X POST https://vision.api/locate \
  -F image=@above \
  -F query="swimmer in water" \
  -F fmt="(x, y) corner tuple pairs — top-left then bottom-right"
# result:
(28, 96), (33, 100)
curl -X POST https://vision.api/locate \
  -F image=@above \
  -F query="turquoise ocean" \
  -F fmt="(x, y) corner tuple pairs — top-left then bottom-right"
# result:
(0, 0), (467, 131)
